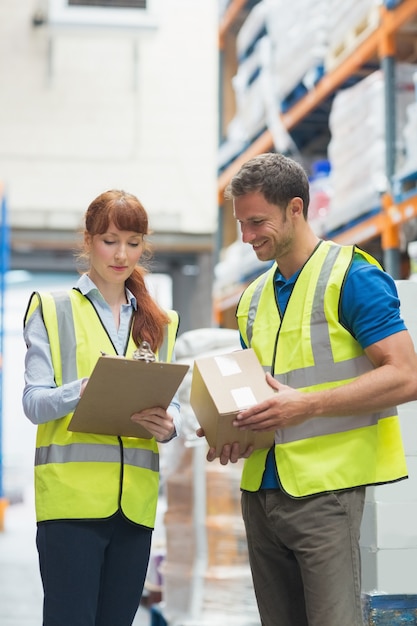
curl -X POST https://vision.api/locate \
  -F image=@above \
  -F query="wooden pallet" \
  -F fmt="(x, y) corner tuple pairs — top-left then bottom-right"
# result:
(362, 594), (417, 626)
(325, 6), (380, 72)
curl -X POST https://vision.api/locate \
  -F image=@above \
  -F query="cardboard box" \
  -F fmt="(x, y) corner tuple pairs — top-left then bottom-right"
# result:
(361, 547), (417, 594)
(360, 500), (417, 550)
(190, 349), (275, 455)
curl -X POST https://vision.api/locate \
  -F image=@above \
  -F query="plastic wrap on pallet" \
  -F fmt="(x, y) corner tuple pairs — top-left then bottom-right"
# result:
(219, 4), (269, 158)
(325, 0), (379, 71)
(232, 36), (269, 141)
(236, 1), (268, 63)
(397, 71), (417, 180)
(263, 0), (329, 102)
(326, 0), (377, 47)
(224, 0), (300, 156)
(213, 237), (272, 301)
(159, 329), (261, 626)
(359, 282), (417, 598)
(162, 459), (259, 625)
(326, 65), (417, 232)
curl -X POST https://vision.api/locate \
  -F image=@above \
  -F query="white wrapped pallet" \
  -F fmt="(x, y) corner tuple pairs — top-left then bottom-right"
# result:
(236, 1), (267, 63)
(232, 36), (270, 142)
(326, 65), (417, 232)
(360, 280), (417, 596)
(264, 0), (329, 102)
(399, 101), (417, 177)
(160, 329), (262, 626)
(325, 0), (380, 71)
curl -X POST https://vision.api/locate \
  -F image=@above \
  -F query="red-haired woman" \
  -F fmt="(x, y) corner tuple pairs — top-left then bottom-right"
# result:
(23, 190), (181, 626)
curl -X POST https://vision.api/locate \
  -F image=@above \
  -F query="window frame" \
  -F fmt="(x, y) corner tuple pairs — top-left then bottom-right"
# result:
(48, 0), (157, 29)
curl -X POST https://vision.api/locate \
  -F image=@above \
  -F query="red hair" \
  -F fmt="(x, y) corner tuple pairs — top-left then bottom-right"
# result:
(83, 190), (170, 352)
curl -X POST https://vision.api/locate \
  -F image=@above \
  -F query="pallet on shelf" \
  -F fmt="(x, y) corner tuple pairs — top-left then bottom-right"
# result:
(325, 5), (380, 72)
(393, 169), (417, 203)
(362, 593), (417, 625)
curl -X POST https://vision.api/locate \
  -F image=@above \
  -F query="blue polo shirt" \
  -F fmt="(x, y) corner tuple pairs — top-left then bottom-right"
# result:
(240, 253), (407, 489)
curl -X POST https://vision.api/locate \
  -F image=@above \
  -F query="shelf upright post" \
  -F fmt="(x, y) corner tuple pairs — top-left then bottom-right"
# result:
(379, 10), (401, 278)
(382, 220), (402, 278)
(216, 28), (226, 270)
(0, 185), (9, 530)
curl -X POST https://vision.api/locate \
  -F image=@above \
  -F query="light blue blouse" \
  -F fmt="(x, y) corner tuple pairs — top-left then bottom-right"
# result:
(22, 273), (181, 438)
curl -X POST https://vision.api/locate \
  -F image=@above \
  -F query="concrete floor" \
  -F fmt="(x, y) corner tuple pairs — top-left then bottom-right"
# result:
(0, 490), (151, 626)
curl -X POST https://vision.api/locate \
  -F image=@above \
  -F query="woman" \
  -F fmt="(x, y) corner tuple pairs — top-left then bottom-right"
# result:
(22, 190), (181, 626)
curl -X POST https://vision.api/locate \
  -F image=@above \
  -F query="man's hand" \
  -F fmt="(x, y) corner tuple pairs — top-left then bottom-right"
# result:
(232, 372), (311, 432)
(196, 427), (254, 465)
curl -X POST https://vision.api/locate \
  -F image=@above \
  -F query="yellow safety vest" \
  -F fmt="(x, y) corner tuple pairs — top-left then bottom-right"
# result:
(24, 289), (179, 526)
(237, 240), (407, 497)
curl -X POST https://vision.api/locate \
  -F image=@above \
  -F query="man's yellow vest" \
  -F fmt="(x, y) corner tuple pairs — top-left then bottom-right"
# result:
(237, 240), (407, 497)
(24, 289), (179, 526)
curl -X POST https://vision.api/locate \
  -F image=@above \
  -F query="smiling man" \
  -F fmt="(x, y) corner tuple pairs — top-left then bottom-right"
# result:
(205, 152), (417, 626)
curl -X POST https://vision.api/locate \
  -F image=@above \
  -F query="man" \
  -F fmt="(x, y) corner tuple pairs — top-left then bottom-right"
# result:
(202, 153), (417, 626)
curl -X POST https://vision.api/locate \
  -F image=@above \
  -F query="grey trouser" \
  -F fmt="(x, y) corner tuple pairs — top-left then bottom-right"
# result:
(241, 486), (365, 626)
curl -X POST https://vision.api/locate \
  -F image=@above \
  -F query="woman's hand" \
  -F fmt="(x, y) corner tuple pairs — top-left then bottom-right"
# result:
(131, 407), (175, 442)
(80, 378), (89, 397)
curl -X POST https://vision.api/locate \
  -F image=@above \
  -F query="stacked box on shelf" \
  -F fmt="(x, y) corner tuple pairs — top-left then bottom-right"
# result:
(264, 0), (329, 106)
(326, 64), (417, 233)
(162, 448), (260, 626)
(160, 330), (261, 626)
(219, 2), (269, 172)
(221, 0), (330, 166)
(231, 1), (269, 143)
(232, 37), (269, 144)
(213, 236), (271, 303)
(394, 79), (417, 191)
(360, 281), (417, 600)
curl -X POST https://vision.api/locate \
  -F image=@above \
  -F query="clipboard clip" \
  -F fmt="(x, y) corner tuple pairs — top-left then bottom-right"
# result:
(132, 340), (156, 363)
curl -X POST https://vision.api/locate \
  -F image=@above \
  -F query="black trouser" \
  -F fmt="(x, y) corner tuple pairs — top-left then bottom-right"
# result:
(36, 511), (152, 626)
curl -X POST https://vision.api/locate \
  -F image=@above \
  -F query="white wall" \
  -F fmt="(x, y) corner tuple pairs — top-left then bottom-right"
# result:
(0, 0), (218, 235)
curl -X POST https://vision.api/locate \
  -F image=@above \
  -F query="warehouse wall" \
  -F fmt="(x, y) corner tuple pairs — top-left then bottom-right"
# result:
(0, 0), (218, 236)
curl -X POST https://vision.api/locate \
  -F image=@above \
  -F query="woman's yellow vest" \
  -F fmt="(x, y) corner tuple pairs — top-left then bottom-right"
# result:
(24, 288), (179, 526)
(237, 240), (407, 497)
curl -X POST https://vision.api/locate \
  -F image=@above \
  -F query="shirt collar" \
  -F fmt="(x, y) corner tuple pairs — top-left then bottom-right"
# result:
(274, 267), (300, 287)
(76, 273), (138, 310)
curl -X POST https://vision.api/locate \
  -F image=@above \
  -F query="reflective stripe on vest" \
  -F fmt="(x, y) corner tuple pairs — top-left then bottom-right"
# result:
(35, 442), (159, 472)
(53, 291), (78, 383)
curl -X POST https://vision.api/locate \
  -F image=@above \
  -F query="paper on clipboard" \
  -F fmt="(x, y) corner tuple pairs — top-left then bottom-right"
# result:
(68, 355), (189, 438)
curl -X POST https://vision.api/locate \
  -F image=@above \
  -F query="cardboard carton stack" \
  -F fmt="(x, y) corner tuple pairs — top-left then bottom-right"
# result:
(160, 329), (261, 626)
(162, 446), (259, 626)
(361, 281), (417, 623)
(326, 65), (417, 233)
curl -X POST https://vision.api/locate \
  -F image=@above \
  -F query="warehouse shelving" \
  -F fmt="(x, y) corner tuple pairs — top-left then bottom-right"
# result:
(215, 0), (417, 327)
(218, 0), (417, 200)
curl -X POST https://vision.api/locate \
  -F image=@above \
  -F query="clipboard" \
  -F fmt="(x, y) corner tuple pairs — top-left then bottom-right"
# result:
(68, 355), (189, 438)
